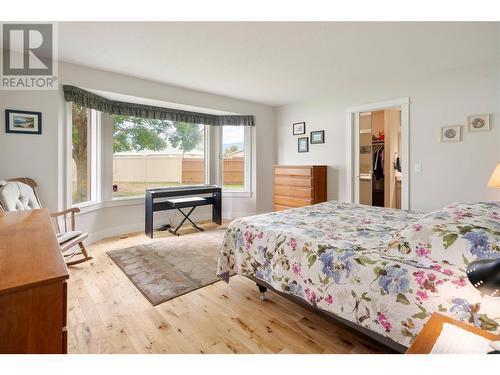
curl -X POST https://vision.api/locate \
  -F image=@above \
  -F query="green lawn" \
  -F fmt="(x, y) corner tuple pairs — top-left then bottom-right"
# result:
(223, 183), (244, 190)
(113, 181), (181, 197)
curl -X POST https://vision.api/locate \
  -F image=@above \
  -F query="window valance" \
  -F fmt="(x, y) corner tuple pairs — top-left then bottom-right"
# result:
(63, 85), (255, 126)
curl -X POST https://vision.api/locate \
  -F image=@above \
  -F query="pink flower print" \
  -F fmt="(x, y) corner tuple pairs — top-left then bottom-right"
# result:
(377, 313), (392, 332)
(413, 271), (426, 286)
(432, 265), (442, 272)
(324, 295), (333, 304)
(416, 290), (429, 302)
(415, 243), (430, 257)
(292, 263), (301, 275)
(289, 238), (297, 251)
(244, 231), (255, 243)
(443, 269), (453, 276)
(452, 277), (467, 287)
(454, 210), (473, 219)
(413, 224), (423, 231)
(304, 288), (316, 303)
(244, 231), (256, 250)
(427, 273), (436, 282)
(257, 231), (264, 239)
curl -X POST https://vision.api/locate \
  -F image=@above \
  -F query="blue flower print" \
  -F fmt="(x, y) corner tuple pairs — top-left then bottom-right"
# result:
(464, 231), (490, 259)
(235, 230), (244, 248)
(288, 281), (304, 298)
(319, 250), (354, 284)
(378, 266), (410, 294)
(450, 298), (480, 327)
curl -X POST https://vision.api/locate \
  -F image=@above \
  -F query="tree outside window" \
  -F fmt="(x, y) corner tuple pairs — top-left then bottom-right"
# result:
(72, 104), (90, 204)
(112, 116), (206, 197)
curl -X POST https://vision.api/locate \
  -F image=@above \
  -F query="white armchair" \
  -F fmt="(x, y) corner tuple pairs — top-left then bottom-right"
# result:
(0, 178), (92, 266)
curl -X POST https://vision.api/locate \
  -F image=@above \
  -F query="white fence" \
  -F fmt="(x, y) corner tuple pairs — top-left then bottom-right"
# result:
(113, 154), (185, 183)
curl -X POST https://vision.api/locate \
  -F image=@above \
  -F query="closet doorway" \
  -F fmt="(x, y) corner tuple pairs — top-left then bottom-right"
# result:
(346, 98), (410, 210)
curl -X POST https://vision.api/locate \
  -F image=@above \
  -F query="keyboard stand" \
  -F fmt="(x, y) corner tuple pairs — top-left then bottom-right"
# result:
(145, 185), (222, 239)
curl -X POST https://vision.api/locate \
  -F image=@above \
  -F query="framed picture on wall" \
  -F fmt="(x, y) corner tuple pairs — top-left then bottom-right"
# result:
(310, 130), (325, 144)
(5, 109), (42, 135)
(441, 125), (461, 142)
(293, 122), (306, 135)
(468, 114), (490, 132)
(298, 137), (309, 152)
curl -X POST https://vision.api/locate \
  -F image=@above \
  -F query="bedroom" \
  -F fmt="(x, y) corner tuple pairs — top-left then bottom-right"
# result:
(0, 1), (500, 373)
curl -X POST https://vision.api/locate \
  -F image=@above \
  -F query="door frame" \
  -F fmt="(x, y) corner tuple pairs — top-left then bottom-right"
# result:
(345, 97), (410, 210)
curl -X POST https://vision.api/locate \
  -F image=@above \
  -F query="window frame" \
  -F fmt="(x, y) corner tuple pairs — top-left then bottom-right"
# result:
(219, 125), (252, 196)
(67, 102), (102, 209)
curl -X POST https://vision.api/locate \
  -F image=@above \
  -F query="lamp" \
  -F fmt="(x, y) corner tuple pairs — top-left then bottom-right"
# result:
(487, 163), (500, 188)
(466, 163), (500, 297)
(466, 258), (500, 297)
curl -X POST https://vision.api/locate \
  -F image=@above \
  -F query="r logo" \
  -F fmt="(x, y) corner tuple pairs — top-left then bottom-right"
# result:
(2, 24), (53, 76)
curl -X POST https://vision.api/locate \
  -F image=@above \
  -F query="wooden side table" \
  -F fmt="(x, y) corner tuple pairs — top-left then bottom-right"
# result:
(406, 313), (499, 354)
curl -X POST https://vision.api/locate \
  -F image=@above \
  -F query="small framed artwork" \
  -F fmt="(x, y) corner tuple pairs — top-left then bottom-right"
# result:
(5, 109), (42, 135)
(293, 122), (306, 135)
(468, 114), (490, 132)
(441, 125), (461, 142)
(298, 137), (309, 152)
(310, 130), (325, 144)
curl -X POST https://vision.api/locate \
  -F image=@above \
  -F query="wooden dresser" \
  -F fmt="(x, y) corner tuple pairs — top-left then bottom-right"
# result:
(274, 165), (327, 211)
(0, 209), (69, 354)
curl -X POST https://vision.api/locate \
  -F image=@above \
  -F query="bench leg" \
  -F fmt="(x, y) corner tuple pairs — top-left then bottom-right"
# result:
(168, 206), (204, 236)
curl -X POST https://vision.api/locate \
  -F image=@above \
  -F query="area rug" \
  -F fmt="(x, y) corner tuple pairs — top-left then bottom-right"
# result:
(107, 229), (226, 306)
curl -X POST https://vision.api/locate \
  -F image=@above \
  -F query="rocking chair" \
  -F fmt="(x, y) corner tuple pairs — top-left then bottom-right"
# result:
(0, 177), (92, 266)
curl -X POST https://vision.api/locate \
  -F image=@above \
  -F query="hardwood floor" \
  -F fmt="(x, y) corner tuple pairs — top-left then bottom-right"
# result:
(67, 224), (385, 354)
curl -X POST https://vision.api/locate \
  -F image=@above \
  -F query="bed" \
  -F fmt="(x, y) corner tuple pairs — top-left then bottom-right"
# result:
(217, 201), (500, 352)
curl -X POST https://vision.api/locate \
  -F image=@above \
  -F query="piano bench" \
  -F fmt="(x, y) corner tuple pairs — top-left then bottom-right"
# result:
(164, 196), (210, 236)
(165, 196), (209, 209)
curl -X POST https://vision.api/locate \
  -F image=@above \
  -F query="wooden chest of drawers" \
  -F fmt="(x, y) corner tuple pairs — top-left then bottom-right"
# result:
(0, 209), (69, 354)
(274, 165), (327, 211)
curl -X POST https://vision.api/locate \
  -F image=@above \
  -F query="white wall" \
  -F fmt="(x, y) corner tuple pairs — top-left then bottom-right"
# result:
(2, 55), (498, 243)
(0, 90), (61, 209)
(276, 61), (500, 212)
(0, 61), (276, 243)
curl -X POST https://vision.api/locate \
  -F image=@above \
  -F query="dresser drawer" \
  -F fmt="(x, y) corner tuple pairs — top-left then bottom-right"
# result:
(274, 185), (312, 199)
(274, 176), (312, 188)
(274, 195), (312, 208)
(275, 167), (312, 177)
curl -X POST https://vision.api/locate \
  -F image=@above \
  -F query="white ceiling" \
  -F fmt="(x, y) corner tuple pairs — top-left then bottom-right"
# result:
(59, 22), (499, 106)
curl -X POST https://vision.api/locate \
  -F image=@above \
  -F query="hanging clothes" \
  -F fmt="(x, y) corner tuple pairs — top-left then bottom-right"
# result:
(373, 147), (384, 180)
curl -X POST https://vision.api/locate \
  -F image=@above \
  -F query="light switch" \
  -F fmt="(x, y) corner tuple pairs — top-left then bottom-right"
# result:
(415, 163), (422, 173)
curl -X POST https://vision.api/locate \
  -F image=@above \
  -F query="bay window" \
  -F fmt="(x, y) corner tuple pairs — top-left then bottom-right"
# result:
(71, 103), (100, 205)
(68, 98), (252, 208)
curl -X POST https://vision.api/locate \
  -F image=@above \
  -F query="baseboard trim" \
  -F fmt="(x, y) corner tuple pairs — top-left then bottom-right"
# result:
(84, 210), (255, 245)
(86, 222), (145, 245)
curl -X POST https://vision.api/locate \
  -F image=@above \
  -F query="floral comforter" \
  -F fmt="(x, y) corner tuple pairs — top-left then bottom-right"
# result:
(217, 201), (500, 348)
